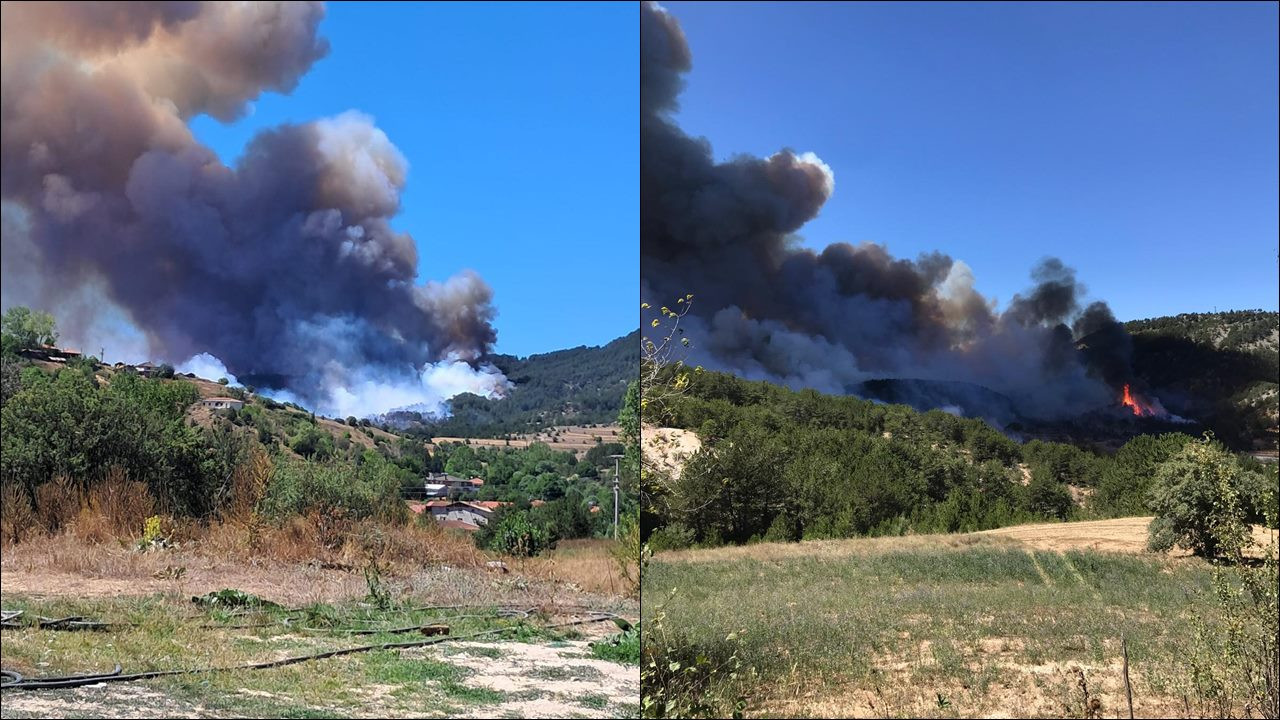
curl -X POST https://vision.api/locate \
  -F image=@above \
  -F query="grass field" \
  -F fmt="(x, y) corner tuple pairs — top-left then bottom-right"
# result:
(642, 519), (1275, 718)
(1, 525), (639, 718)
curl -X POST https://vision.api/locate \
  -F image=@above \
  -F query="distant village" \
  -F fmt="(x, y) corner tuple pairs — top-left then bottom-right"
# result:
(406, 472), (600, 532)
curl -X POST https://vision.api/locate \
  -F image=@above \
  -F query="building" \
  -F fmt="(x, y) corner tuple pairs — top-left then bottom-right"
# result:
(200, 397), (245, 411)
(423, 500), (511, 529)
(18, 345), (82, 363)
(424, 472), (484, 497)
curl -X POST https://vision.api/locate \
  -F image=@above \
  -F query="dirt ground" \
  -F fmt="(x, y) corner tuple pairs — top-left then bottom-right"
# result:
(0, 634), (638, 719)
(1, 535), (638, 718)
(641, 425), (701, 480)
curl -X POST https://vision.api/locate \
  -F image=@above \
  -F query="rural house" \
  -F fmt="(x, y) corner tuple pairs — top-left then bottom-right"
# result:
(422, 500), (510, 530)
(423, 472), (484, 497)
(200, 397), (245, 411)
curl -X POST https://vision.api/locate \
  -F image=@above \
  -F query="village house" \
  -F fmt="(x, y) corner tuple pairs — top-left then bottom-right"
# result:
(420, 500), (510, 531)
(18, 345), (81, 363)
(200, 397), (245, 411)
(423, 472), (484, 498)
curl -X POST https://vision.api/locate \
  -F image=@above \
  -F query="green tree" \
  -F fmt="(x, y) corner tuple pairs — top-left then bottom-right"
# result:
(1, 306), (58, 353)
(1147, 435), (1259, 559)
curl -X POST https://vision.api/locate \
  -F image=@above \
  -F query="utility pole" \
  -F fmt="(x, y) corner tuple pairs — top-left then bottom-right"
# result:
(609, 453), (625, 540)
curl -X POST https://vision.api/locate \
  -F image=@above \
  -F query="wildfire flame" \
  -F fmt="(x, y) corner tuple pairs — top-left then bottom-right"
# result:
(1120, 384), (1165, 418)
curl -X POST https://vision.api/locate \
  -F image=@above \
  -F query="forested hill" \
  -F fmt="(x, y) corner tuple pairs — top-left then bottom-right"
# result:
(642, 367), (1277, 549)
(1125, 310), (1278, 356)
(1124, 310), (1278, 448)
(390, 331), (639, 437)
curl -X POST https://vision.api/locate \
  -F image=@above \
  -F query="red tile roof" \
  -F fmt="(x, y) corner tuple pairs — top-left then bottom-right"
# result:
(467, 501), (509, 511)
(530, 500), (546, 507)
(407, 502), (427, 515)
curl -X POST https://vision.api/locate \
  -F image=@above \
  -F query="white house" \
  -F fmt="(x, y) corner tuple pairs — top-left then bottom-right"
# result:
(200, 397), (245, 411)
(424, 500), (509, 528)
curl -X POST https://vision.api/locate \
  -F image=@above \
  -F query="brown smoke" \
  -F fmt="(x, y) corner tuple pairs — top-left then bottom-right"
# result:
(1, 1), (504, 416)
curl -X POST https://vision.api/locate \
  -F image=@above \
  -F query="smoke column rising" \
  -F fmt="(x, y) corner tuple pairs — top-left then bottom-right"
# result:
(641, 1), (1140, 420)
(1, 1), (508, 417)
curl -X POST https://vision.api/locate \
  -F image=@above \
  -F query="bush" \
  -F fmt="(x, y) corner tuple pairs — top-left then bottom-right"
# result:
(480, 508), (551, 557)
(1147, 435), (1259, 559)
(1026, 472), (1073, 520)
(259, 455), (406, 525)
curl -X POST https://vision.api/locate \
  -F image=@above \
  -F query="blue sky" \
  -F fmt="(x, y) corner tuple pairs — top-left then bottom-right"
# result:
(663, 1), (1279, 320)
(192, 2), (637, 357)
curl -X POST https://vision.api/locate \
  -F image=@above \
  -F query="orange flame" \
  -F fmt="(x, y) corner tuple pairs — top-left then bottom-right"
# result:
(1121, 384), (1162, 417)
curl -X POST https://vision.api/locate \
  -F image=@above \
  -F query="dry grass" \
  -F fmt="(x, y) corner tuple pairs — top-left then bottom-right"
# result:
(644, 517), (1278, 718)
(657, 516), (1278, 565)
(35, 474), (81, 534)
(429, 424), (622, 458)
(1, 483), (37, 546)
(76, 468), (155, 544)
(514, 538), (635, 598)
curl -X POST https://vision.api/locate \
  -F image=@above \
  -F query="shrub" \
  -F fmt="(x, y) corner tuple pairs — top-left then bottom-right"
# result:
(259, 455), (406, 525)
(642, 589), (748, 718)
(481, 508), (551, 557)
(76, 467), (154, 543)
(1147, 435), (1259, 559)
(0, 483), (36, 546)
(35, 475), (80, 535)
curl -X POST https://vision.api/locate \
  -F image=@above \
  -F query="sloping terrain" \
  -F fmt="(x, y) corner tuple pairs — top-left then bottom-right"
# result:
(393, 331), (638, 437)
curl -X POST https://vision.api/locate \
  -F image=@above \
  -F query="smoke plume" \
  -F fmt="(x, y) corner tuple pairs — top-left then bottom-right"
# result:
(1, 1), (508, 417)
(641, 1), (1135, 420)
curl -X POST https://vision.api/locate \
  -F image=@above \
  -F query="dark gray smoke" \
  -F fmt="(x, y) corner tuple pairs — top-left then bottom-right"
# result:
(640, 1), (1134, 420)
(1, 1), (507, 417)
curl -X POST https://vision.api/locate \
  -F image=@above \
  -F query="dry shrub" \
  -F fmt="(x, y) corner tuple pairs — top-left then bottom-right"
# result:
(1, 484), (37, 546)
(244, 512), (484, 572)
(76, 467), (155, 543)
(341, 518), (482, 572)
(221, 445), (272, 524)
(256, 511), (343, 565)
(517, 538), (629, 597)
(35, 475), (80, 535)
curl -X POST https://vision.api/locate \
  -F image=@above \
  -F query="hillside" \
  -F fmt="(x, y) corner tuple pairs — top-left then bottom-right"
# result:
(1125, 309), (1279, 355)
(391, 331), (638, 437)
(1125, 310), (1278, 448)
(642, 366), (1278, 550)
